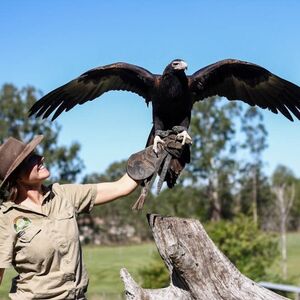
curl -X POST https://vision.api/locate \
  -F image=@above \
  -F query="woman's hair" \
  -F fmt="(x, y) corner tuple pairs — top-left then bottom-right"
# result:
(2, 167), (21, 202)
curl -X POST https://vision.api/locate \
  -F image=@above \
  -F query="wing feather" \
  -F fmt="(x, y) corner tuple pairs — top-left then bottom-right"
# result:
(189, 59), (300, 121)
(29, 63), (156, 120)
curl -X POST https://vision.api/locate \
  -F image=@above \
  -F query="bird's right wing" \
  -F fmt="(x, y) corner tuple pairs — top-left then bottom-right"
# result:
(188, 59), (300, 121)
(29, 63), (156, 120)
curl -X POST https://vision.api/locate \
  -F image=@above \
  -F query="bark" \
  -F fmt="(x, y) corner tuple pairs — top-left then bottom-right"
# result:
(120, 214), (288, 300)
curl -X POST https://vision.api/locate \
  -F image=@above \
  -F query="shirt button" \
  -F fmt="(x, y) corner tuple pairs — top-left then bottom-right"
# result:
(59, 243), (68, 254)
(63, 273), (75, 281)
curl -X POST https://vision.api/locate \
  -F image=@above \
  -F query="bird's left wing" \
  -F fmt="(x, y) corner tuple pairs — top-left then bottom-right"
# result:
(188, 59), (300, 121)
(29, 63), (156, 120)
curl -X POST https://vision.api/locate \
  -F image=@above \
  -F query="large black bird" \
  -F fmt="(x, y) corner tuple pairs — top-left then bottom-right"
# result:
(29, 59), (300, 187)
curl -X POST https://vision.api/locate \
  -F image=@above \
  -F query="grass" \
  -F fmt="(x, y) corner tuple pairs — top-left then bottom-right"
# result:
(269, 232), (300, 285)
(84, 243), (156, 299)
(0, 233), (299, 299)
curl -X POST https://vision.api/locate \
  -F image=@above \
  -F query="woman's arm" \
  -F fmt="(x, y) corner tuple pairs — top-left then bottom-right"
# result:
(0, 269), (5, 285)
(94, 173), (139, 205)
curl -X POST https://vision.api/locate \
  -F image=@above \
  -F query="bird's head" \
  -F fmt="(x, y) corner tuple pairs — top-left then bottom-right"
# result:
(164, 59), (188, 75)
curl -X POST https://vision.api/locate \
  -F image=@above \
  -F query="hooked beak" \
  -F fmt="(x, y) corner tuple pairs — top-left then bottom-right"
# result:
(174, 60), (188, 71)
(180, 61), (188, 71)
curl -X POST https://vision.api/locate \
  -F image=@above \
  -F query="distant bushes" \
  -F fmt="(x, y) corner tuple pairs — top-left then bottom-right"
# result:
(206, 215), (279, 281)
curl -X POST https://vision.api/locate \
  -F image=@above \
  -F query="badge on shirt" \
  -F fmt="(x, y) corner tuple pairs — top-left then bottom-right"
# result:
(14, 216), (31, 234)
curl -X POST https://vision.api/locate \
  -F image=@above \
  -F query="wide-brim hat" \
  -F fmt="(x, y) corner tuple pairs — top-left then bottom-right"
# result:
(0, 135), (44, 188)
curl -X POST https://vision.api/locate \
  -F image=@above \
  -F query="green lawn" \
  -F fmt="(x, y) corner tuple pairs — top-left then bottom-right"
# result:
(84, 243), (156, 299)
(269, 232), (300, 285)
(0, 233), (299, 299)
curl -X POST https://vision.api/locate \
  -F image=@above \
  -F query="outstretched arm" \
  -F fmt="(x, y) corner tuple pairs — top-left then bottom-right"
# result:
(94, 173), (139, 206)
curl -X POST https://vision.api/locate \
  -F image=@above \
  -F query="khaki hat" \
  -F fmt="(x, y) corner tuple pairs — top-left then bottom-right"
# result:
(0, 135), (44, 188)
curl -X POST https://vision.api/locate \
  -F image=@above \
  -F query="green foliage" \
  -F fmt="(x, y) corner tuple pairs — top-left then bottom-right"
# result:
(188, 97), (241, 181)
(138, 251), (169, 288)
(240, 107), (268, 163)
(187, 97), (243, 220)
(149, 183), (209, 221)
(239, 171), (274, 220)
(272, 165), (295, 186)
(0, 83), (83, 184)
(206, 215), (279, 281)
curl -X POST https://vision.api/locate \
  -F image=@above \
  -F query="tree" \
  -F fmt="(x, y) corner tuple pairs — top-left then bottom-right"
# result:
(238, 172), (274, 230)
(290, 179), (300, 230)
(0, 83), (84, 184)
(271, 165), (296, 280)
(240, 107), (268, 225)
(187, 97), (241, 221)
(127, 214), (284, 300)
(151, 183), (209, 221)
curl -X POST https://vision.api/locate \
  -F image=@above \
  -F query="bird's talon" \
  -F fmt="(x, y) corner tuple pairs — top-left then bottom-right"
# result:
(153, 135), (165, 153)
(176, 131), (192, 145)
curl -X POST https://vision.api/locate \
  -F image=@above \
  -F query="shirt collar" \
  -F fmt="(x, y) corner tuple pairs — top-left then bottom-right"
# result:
(0, 185), (54, 213)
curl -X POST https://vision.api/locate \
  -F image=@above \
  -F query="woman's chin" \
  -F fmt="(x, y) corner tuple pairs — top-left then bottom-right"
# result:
(38, 168), (50, 180)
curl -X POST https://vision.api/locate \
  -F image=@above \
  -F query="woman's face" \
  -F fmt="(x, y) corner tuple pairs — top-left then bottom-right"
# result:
(17, 152), (50, 186)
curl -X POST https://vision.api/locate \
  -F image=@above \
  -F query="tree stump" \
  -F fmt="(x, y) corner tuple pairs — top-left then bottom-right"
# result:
(120, 214), (288, 300)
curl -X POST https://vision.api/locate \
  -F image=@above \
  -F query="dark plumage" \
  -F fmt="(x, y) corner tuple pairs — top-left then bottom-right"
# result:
(29, 59), (300, 186)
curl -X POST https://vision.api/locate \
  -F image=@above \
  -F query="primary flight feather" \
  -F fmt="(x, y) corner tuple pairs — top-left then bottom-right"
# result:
(29, 58), (300, 187)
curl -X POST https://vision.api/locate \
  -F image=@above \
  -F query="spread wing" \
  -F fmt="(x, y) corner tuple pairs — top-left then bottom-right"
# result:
(29, 62), (156, 120)
(188, 59), (300, 121)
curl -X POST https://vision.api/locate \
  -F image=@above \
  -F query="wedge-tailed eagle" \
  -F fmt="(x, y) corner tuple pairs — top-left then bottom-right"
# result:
(29, 59), (300, 187)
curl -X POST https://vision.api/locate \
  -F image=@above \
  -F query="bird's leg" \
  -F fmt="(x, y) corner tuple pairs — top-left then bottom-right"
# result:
(172, 126), (192, 145)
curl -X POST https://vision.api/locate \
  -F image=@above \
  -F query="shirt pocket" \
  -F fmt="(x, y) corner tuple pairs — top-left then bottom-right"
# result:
(55, 210), (74, 221)
(18, 225), (41, 243)
(54, 210), (78, 242)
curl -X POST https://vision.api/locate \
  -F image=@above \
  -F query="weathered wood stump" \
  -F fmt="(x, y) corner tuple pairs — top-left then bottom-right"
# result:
(120, 214), (288, 300)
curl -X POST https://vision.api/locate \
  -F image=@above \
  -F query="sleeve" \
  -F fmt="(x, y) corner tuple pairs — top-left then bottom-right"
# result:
(60, 184), (98, 214)
(0, 214), (15, 268)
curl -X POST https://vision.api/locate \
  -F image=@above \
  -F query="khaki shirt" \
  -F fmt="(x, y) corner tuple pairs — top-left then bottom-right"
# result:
(0, 183), (97, 300)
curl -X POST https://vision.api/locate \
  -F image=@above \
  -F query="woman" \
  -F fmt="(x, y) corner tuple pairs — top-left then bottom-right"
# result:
(0, 135), (139, 299)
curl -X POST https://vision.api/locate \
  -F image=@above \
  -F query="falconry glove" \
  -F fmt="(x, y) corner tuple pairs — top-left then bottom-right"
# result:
(127, 128), (191, 210)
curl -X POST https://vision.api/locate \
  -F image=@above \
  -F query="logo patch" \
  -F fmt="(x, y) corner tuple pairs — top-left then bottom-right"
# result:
(14, 216), (31, 233)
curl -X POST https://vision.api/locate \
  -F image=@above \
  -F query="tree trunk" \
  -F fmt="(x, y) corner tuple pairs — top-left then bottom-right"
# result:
(280, 221), (288, 280)
(252, 166), (258, 225)
(209, 176), (221, 221)
(272, 184), (295, 281)
(120, 214), (288, 300)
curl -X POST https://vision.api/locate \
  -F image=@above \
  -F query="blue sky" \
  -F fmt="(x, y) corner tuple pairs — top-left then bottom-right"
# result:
(1, 0), (300, 179)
